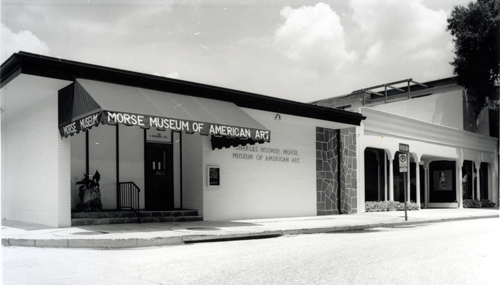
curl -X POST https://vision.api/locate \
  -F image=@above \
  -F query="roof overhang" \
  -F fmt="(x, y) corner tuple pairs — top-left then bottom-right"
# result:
(1, 52), (366, 127)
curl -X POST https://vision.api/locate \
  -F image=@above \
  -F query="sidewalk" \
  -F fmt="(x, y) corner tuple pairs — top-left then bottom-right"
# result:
(2, 208), (498, 249)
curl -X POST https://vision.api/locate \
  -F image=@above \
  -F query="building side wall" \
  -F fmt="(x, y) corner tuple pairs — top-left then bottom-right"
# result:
(372, 89), (463, 129)
(0, 95), (2, 220)
(1, 93), (71, 227)
(463, 90), (478, 133)
(181, 132), (204, 215)
(58, 130), (71, 227)
(476, 106), (490, 136)
(202, 110), (317, 221)
(359, 107), (498, 209)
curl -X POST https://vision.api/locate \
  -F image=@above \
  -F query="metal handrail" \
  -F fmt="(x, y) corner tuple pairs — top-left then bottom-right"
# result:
(118, 181), (141, 223)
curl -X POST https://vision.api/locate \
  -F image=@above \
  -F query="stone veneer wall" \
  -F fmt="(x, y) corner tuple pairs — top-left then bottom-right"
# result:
(316, 127), (357, 215)
(316, 127), (339, 215)
(339, 127), (357, 214)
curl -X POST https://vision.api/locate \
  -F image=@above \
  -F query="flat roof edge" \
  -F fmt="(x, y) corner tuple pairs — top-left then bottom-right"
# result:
(0, 52), (365, 126)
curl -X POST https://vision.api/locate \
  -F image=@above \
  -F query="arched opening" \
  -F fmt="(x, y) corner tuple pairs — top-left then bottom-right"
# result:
(462, 160), (475, 199)
(480, 162), (489, 200)
(429, 161), (456, 203)
(409, 155), (417, 202)
(419, 162), (425, 207)
(364, 148), (388, 202)
(392, 151), (407, 202)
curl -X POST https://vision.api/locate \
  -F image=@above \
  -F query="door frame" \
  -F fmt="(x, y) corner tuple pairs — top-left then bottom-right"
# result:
(144, 130), (174, 210)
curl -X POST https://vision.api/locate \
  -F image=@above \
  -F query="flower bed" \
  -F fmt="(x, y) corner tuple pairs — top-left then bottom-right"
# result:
(365, 201), (419, 212)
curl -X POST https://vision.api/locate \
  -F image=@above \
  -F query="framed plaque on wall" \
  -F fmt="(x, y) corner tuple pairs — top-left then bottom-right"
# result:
(207, 166), (220, 187)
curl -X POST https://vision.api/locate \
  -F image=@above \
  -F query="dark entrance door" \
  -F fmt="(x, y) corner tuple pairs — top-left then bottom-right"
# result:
(145, 142), (173, 210)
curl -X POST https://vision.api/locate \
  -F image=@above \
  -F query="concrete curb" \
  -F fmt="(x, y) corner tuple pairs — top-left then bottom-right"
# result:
(2, 214), (497, 249)
(183, 231), (283, 243)
(2, 236), (185, 249)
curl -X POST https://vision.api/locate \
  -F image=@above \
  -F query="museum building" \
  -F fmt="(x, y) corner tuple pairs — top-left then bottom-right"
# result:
(1, 52), (365, 227)
(313, 77), (499, 210)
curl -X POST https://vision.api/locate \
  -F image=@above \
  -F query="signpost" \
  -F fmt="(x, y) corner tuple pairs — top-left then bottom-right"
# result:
(399, 153), (408, 172)
(399, 143), (409, 153)
(399, 143), (409, 221)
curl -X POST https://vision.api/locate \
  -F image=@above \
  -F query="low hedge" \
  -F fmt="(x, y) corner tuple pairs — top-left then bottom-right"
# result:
(365, 201), (419, 212)
(463, 199), (496, 208)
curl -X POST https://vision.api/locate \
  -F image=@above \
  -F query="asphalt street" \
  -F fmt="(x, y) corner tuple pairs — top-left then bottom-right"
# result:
(2, 218), (499, 285)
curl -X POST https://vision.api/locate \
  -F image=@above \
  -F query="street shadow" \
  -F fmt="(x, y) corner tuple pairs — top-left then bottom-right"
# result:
(73, 221), (263, 233)
(390, 223), (432, 229)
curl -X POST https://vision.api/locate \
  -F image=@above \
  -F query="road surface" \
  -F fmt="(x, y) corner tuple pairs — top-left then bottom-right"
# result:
(2, 218), (499, 284)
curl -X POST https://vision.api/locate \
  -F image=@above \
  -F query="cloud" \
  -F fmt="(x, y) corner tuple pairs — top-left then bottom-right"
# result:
(1, 24), (49, 61)
(351, 0), (449, 66)
(274, 3), (357, 74)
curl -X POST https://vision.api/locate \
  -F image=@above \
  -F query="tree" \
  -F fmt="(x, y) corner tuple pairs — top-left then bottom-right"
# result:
(447, 0), (500, 117)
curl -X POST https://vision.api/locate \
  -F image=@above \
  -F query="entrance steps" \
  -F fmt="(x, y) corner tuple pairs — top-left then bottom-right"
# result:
(71, 210), (203, 226)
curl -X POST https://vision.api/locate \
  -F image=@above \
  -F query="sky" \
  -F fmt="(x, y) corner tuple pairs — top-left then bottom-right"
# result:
(0, 0), (471, 102)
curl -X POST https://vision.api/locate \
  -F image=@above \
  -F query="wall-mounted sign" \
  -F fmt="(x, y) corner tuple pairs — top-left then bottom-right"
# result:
(399, 143), (409, 153)
(60, 111), (271, 142)
(146, 128), (172, 143)
(231, 147), (301, 164)
(207, 166), (220, 186)
(60, 112), (102, 137)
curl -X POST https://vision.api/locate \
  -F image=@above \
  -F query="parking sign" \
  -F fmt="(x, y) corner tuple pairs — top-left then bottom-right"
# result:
(399, 153), (408, 172)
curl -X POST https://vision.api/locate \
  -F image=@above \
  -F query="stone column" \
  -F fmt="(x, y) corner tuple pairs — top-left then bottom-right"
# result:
(315, 127), (338, 215)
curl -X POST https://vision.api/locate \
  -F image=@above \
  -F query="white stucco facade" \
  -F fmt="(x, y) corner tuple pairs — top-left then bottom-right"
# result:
(1, 74), (73, 227)
(356, 107), (498, 212)
(1, 53), (364, 227)
(181, 108), (353, 221)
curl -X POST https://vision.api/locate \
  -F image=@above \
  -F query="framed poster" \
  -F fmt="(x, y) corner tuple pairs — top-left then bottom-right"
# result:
(207, 166), (220, 187)
(433, 170), (452, 191)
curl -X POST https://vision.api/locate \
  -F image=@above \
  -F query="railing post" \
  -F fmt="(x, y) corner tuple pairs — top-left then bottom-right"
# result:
(137, 185), (141, 223)
(117, 182), (141, 223)
(117, 182), (120, 210)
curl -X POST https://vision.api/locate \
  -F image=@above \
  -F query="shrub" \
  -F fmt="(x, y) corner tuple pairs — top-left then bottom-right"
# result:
(365, 201), (419, 212)
(480, 199), (496, 208)
(463, 199), (496, 208)
(463, 199), (481, 208)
